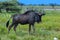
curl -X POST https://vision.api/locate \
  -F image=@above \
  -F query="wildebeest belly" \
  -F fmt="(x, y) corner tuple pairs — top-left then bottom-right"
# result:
(19, 21), (29, 25)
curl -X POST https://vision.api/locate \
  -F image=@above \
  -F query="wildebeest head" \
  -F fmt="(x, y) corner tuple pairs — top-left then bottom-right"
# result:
(35, 10), (45, 23)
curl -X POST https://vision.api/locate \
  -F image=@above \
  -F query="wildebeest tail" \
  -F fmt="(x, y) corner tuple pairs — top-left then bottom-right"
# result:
(6, 16), (12, 28)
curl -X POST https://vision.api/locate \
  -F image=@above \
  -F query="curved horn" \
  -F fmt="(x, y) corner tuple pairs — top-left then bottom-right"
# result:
(42, 9), (45, 15)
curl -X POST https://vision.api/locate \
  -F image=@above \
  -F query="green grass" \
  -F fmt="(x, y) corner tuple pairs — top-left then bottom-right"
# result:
(0, 10), (60, 40)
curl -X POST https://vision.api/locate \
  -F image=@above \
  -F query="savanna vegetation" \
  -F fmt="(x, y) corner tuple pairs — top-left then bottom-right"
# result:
(0, 10), (60, 40)
(0, 0), (60, 40)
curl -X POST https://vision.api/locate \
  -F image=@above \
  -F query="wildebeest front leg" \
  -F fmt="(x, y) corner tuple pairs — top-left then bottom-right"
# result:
(8, 23), (14, 33)
(29, 24), (31, 34)
(13, 24), (18, 33)
(32, 24), (35, 33)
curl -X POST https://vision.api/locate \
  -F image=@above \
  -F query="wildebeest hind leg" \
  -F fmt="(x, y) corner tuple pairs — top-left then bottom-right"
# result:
(13, 24), (18, 33)
(8, 23), (14, 33)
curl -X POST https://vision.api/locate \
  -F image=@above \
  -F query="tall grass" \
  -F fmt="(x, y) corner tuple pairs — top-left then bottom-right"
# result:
(0, 10), (60, 40)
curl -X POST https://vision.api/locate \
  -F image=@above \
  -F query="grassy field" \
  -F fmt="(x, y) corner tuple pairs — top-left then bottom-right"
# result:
(0, 10), (60, 40)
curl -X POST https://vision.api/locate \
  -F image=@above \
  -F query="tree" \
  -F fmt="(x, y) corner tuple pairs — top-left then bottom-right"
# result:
(49, 3), (55, 9)
(41, 4), (45, 6)
(0, 0), (23, 13)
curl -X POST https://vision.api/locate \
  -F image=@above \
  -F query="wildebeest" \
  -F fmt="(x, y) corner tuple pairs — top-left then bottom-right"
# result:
(6, 10), (45, 34)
